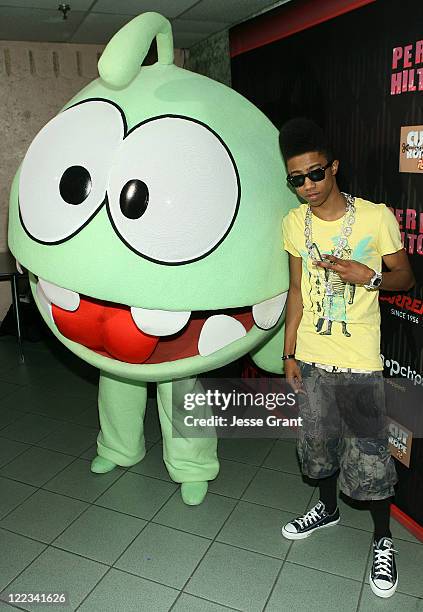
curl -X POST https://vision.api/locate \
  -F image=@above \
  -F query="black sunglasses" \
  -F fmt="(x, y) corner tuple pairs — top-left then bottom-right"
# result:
(287, 161), (333, 188)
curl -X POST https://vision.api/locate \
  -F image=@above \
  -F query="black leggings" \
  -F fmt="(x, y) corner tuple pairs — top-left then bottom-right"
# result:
(318, 472), (392, 539)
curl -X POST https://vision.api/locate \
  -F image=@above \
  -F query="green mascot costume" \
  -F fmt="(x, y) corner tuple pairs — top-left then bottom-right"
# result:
(8, 13), (296, 505)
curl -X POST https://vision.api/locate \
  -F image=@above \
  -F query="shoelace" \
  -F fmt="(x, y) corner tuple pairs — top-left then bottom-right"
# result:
(373, 545), (398, 580)
(295, 506), (323, 529)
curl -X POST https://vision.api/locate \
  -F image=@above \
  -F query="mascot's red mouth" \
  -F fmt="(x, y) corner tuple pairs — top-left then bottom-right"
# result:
(50, 294), (254, 364)
(34, 277), (286, 365)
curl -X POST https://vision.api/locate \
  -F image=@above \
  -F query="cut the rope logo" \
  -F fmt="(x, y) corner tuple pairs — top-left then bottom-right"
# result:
(399, 125), (423, 173)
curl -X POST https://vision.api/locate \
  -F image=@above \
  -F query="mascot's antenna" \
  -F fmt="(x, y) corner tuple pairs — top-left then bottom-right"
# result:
(98, 12), (174, 88)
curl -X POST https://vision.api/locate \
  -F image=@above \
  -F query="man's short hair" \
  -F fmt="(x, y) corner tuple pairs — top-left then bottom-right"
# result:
(279, 117), (333, 163)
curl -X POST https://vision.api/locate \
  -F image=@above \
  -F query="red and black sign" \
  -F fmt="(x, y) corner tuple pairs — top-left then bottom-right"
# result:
(231, 0), (423, 528)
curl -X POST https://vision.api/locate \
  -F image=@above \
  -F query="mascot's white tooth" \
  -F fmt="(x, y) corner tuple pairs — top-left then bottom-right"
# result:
(38, 278), (80, 312)
(252, 291), (288, 330)
(16, 260), (24, 274)
(36, 281), (53, 323)
(130, 307), (191, 336)
(198, 315), (246, 357)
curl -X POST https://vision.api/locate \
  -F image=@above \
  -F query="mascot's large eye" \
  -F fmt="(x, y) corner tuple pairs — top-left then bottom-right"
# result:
(107, 116), (240, 264)
(59, 166), (92, 205)
(120, 179), (149, 219)
(19, 100), (125, 243)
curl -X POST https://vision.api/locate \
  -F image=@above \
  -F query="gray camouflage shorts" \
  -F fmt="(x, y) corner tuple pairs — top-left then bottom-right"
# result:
(296, 361), (397, 501)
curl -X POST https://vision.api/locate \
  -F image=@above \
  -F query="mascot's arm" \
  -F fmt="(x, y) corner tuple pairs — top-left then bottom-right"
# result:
(249, 322), (284, 375)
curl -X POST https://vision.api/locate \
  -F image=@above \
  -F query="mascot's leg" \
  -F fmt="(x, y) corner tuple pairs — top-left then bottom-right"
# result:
(91, 371), (147, 473)
(156, 379), (219, 505)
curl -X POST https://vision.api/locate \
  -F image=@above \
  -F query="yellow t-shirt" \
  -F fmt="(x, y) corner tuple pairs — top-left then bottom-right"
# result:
(282, 197), (403, 370)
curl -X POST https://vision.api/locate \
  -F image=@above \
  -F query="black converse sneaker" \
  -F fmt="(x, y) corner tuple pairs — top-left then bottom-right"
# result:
(281, 501), (340, 540)
(369, 537), (398, 598)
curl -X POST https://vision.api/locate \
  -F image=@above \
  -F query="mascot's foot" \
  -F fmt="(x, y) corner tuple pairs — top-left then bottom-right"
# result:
(181, 481), (208, 505)
(91, 456), (117, 474)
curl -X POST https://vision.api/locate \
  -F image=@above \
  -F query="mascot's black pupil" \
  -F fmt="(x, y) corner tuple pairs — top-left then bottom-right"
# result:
(59, 165), (92, 205)
(120, 179), (149, 219)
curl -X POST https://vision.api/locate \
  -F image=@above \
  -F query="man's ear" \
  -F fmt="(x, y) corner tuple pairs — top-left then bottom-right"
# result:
(331, 160), (339, 175)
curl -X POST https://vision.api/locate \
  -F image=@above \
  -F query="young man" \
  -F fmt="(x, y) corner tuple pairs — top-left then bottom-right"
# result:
(279, 118), (414, 599)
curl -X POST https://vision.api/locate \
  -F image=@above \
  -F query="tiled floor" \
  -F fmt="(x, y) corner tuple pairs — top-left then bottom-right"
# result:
(0, 335), (422, 612)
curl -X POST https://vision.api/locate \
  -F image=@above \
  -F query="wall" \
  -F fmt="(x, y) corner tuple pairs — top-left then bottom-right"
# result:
(186, 1), (290, 85)
(0, 41), (184, 320)
(186, 29), (231, 87)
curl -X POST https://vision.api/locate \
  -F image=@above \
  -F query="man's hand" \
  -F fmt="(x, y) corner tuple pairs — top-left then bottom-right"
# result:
(313, 255), (373, 285)
(284, 359), (305, 394)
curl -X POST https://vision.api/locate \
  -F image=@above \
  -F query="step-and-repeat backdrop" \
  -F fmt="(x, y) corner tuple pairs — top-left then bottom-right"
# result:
(231, 0), (423, 526)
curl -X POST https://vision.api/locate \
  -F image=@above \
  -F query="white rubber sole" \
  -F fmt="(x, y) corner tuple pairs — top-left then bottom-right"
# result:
(369, 574), (398, 598)
(281, 517), (340, 540)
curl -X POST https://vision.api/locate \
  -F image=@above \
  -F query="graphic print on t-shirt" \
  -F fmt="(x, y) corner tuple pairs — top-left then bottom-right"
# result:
(306, 238), (356, 337)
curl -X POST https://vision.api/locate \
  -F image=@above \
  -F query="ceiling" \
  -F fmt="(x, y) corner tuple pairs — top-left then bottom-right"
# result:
(0, 0), (291, 48)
